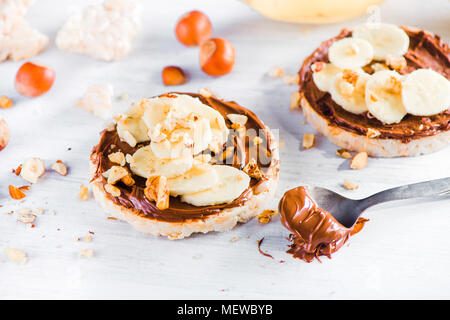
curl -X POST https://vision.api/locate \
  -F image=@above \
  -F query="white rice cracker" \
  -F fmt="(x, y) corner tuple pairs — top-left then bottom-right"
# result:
(0, 0), (48, 62)
(56, 0), (141, 61)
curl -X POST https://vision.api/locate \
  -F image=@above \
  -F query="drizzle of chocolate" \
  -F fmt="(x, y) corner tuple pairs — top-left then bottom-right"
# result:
(256, 237), (274, 260)
(298, 27), (450, 143)
(90, 93), (278, 223)
(279, 186), (369, 263)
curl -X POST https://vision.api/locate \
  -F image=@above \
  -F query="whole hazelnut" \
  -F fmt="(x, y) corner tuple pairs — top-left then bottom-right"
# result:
(199, 38), (236, 77)
(161, 66), (187, 86)
(15, 62), (55, 97)
(175, 10), (212, 46)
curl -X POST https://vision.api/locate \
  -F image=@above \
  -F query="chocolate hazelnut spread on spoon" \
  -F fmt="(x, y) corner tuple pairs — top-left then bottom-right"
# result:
(279, 186), (368, 263)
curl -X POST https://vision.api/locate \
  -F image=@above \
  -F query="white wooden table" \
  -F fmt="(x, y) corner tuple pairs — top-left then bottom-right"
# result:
(1, 0), (449, 299)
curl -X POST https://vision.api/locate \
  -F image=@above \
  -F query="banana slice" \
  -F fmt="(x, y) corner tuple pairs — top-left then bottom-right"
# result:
(116, 117), (149, 144)
(365, 70), (406, 124)
(353, 23), (409, 60)
(167, 162), (218, 196)
(150, 138), (193, 159)
(329, 70), (370, 114)
(129, 146), (193, 179)
(328, 38), (373, 69)
(181, 165), (250, 206)
(402, 69), (450, 116)
(311, 62), (342, 92)
(178, 95), (229, 144)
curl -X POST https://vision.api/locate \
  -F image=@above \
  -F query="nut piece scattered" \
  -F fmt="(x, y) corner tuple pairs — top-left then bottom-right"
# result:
(78, 184), (89, 201)
(257, 209), (277, 224)
(17, 212), (37, 224)
(104, 183), (121, 197)
(198, 88), (213, 98)
(0, 96), (13, 109)
(121, 174), (135, 186)
(350, 152), (368, 170)
(20, 157), (45, 184)
(0, 116), (10, 151)
(227, 113), (248, 126)
(343, 179), (359, 190)
(144, 176), (170, 210)
(336, 148), (352, 159)
(366, 128), (380, 139)
(52, 160), (68, 176)
(283, 74), (299, 85)
(302, 133), (315, 149)
(290, 91), (301, 110)
(5, 248), (28, 264)
(104, 165), (128, 184)
(386, 55), (407, 71)
(108, 151), (126, 166)
(243, 158), (263, 179)
(268, 66), (284, 78)
(162, 66), (187, 86)
(9, 185), (26, 200)
(79, 249), (94, 258)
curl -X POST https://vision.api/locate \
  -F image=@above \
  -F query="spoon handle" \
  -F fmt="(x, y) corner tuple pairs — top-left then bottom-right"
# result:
(363, 176), (450, 208)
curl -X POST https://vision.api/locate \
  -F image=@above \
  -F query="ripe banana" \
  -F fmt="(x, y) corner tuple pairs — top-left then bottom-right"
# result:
(129, 146), (193, 179)
(353, 23), (409, 60)
(329, 70), (370, 114)
(116, 116), (149, 144)
(328, 37), (373, 69)
(365, 70), (406, 124)
(312, 62), (342, 92)
(181, 165), (250, 206)
(167, 162), (218, 196)
(401, 69), (450, 116)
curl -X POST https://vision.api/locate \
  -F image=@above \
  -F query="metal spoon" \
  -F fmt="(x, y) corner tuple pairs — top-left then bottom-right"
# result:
(308, 177), (450, 228)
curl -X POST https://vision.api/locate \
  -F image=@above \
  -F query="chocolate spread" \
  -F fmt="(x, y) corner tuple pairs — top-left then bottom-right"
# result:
(298, 27), (450, 142)
(91, 93), (278, 222)
(279, 186), (368, 263)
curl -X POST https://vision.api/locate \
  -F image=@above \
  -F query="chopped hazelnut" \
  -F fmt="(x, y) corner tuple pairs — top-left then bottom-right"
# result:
(366, 128), (380, 138)
(290, 91), (301, 110)
(17, 212), (37, 224)
(78, 184), (89, 201)
(198, 88), (213, 98)
(104, 166), (128, 184)
(336, 148), (352, 159)
(84, 235), (92, 243)
(5, 248), (27, 264)
(144, 176), (170, 210)
(105, 183), (121, 197)
(268, 66), (285, 78)
(108, 152), (126, 166)
(227, 113), (248, 126)
(257, 209), (277, 224)
(0, 96), (13, 109)
(386, 55), (407, 71)
(9, 185), (26, 200)
(343, 179), (359, 190)
(121, 174), (135, 186)
(121, 130), (137, 147)
(20, 158), (45, 184)
(79, 249), (94, 258)
(350, 152), (368, 170)
(52, 160), (68, 176)
(243, 158), (263, 179)
(283, 74), (299, 85)
(302, 133), (315, 149)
